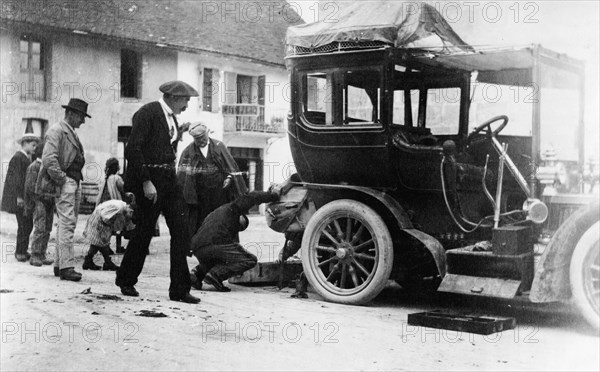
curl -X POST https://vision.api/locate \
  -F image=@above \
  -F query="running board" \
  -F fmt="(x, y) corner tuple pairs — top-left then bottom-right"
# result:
(437, 274), (521, 298)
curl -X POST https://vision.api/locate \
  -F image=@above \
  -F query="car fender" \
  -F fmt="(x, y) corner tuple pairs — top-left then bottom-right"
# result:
(530, 201), (600, 303)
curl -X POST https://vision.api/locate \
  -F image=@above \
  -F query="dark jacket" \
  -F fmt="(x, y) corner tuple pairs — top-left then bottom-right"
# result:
(24, 159), (42, 215)
(124, 101), (182, 195)
(190, 191), (278, 252)
(177, 138), (239, 205)
(1, 151), (31, 214)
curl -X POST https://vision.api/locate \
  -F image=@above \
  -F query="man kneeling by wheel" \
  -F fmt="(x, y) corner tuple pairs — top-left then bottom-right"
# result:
(190, 191), (279, 292)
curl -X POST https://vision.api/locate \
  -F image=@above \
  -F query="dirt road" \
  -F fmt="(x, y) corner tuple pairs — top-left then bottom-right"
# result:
(1, 213), (598, 371)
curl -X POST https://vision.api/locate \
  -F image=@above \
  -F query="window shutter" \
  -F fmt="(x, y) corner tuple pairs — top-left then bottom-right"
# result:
(258, 75), (265, 106)
(211, 69), (220, 113)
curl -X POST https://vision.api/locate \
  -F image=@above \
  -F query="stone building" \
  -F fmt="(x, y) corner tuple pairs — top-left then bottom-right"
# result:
(1, 0), (301, 205)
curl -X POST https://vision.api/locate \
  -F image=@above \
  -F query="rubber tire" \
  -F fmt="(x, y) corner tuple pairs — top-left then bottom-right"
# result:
(570, 221), (600, 331)
(301, 199), (394, 305)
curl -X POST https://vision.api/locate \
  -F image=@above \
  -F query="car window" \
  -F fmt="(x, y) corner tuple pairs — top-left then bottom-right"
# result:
(426, 87), (461, 135)
(469, 83), (533, 137)
(393, 89), (419, 126)
(301, 67), (382, 127)
(305, 72), (333, 125)
(343, 69), (381, 125)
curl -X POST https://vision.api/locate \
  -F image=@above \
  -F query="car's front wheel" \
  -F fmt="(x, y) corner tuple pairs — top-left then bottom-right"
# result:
(570, 221), (600, 331)
(301, 199), (394, 304)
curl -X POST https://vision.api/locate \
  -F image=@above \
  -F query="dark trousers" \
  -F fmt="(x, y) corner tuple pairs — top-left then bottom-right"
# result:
(193, 243), (257, 282)
(15, 208), (33, 255)
(115, 186), (191, 295)
(185, 204), (200, 239)
(86, 244), (112, 262)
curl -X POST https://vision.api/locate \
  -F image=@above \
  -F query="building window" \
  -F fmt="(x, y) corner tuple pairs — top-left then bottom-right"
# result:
(222, 73), (271, 133)
(22, 118), (48, 139)
(121, 49), (141, 98)
(19, 35), (47, 101)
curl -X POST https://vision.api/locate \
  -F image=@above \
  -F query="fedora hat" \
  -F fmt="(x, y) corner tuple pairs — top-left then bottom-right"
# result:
(61, 98), (91, 118)
(18, 133), (41, 145)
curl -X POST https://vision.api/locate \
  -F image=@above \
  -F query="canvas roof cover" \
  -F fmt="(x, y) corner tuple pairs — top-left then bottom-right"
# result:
(286, 0), (473, 52)
(410, 46), (584, 89)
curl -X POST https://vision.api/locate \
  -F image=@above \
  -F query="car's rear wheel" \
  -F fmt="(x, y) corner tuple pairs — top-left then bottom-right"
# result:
(570, 221), (600, 331)
(301, 199), (393, 304)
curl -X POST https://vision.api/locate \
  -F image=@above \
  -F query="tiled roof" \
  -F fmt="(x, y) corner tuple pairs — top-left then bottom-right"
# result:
(1, 0), (303, 66)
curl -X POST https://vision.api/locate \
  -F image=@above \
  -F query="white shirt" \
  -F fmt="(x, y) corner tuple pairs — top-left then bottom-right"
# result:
(20, 149), (30, 161)
(199, 143), (209, 158)
(158, 98), (178, 143)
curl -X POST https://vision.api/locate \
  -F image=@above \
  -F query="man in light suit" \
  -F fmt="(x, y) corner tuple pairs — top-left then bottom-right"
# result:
(39, 98), (90, 281)
(116, 81), (200, 304)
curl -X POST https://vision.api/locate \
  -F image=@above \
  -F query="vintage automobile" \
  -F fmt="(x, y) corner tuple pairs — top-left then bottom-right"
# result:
(266, 2), (599, 330)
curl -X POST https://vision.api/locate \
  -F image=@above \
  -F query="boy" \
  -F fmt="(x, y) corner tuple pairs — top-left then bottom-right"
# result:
(1, 133), (40, 261)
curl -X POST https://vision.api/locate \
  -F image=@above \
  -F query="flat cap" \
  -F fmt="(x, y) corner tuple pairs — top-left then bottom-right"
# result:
(189, 121), (209, 138)
(159, 80), (199, 97)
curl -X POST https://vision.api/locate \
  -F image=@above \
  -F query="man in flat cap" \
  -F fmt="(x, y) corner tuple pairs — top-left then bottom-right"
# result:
(177, 121), (240, 238)
(1, 133), (40, 262)
(37, 98), (90, 281)
(116, 80), (201, 304)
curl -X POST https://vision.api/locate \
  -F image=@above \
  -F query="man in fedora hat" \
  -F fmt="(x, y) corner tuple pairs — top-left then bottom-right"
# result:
(116, 80), (201, 304)
(37, 98), (91, 281)
(1, 133), (40, 261)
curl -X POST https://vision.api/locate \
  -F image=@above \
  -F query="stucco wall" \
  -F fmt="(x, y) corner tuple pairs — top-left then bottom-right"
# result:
(176, 51), (292, 194)
(1, 26), (177, 197)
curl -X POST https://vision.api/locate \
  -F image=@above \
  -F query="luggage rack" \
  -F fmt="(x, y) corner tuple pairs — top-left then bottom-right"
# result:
(286, 40), (389, 56)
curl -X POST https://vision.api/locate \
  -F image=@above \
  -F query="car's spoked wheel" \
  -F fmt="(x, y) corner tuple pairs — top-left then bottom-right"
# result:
(570, 221), (600, 331)
(302, 200), (393, 304)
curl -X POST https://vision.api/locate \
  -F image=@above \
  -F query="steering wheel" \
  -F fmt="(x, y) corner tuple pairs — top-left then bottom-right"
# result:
(467, 115), (509, 144)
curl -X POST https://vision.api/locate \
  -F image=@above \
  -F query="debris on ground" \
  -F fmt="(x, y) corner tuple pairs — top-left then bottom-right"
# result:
(136, 310), (168, 318)
(96, 294), (123, 301)
(80, 287), (92, 294)
(0, 289), (14, 293)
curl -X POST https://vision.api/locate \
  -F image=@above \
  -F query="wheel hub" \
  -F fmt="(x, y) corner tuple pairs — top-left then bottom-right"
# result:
(336, 248), (348, 259)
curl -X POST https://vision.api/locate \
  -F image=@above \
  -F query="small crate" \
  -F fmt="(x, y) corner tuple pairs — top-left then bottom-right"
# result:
(407, 310), (516, 335)
(492, 225), (533, 255)
(446, 246), (534, 293)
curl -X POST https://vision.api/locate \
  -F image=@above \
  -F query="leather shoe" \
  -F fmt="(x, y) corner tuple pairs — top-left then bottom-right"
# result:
(190, 273), (203, 290)
(53, 267), (60, 277)
(203, 272), (231, 292)
(41, 257), (54, 265)
(169, 292), (201, 304)
(120, 286), (139, 297)
(60, 268), (82, 282)
(30, 256), (43, 267)
(15, 253), (29, 262)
